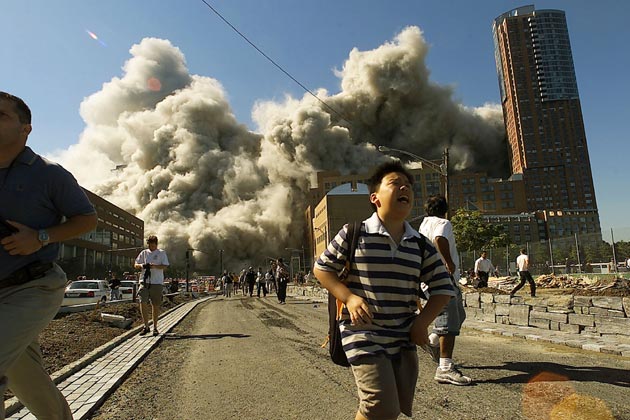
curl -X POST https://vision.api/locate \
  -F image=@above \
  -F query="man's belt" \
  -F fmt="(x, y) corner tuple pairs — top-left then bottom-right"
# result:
(0, 262), (54, 289)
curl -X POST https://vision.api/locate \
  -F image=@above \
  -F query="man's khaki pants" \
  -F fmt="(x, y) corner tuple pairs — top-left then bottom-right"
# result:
(0, 264), (72, 420)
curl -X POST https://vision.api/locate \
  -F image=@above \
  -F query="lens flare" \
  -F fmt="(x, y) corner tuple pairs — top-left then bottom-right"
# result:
(147, 77), (162, 92)
(550, 394), (613, 420)
(522, 372), (573, 419)
(85, 29), (107, 47)
(521, 372), (613, 420)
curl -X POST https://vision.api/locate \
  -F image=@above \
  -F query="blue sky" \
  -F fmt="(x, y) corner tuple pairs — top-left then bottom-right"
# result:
(2, 0), (629, 240)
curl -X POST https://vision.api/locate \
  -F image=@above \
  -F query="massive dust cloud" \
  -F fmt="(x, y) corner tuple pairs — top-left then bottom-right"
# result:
(51, 27), (505, 269)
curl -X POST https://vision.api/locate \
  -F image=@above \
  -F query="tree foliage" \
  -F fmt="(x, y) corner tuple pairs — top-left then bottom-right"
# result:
(451, 209), (510, 252)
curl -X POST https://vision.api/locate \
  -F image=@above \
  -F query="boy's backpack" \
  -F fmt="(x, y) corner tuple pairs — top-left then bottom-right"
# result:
(324, 221), (361, 367)
(322, 223), (428, 367)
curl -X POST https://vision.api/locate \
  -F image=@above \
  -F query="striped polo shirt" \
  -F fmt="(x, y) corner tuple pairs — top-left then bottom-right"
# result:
(315, 212), (455, 363)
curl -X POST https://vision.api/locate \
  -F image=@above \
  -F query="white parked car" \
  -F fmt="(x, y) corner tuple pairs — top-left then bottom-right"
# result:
(119, 280), (139, 300)
(62, 280), (110, 306)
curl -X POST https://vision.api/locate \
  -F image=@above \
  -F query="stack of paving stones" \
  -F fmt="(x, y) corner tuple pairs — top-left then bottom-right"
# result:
(288, 285), (630, 357)
(6, 298), (210, 420)
(463, 292), (630, 357)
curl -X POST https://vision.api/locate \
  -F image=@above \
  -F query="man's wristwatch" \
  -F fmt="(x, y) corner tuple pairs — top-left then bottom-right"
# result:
(38, 229), (50, 246)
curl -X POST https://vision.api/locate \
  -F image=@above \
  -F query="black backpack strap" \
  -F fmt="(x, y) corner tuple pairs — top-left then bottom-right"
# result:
(339, 221), (360, 281)
(326, 221), (360, 368)
(417, 234), (426, 256)
(415, 235), (429, 301)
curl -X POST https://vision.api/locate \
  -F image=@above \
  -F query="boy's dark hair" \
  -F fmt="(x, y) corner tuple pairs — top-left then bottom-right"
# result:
(368, 160), (413, 194)
(424, 195), (448, 217)
(367, 161), (414, 211)
(147, 235), (158, 244)
(520, 248), (527, 254)
(0, 92), (32, 124)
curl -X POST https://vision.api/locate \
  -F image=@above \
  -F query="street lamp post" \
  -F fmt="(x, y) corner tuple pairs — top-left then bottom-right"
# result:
(108, 232), (113, 273)
(185, 249), (193, 293)
(378, 145), (449, 212)
(219, 249), (224, 274)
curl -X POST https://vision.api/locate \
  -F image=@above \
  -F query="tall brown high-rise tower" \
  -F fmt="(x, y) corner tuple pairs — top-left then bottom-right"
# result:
(493, 5), (600, 240)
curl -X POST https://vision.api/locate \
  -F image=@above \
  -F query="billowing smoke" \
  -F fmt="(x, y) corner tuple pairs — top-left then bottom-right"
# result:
(50, 27), (505, 269)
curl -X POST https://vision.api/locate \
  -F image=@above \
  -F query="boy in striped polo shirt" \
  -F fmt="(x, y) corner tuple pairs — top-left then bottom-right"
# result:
(314, 161), (455, 420)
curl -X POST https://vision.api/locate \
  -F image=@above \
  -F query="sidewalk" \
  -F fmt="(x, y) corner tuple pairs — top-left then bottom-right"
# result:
(6, 297), (212, 420)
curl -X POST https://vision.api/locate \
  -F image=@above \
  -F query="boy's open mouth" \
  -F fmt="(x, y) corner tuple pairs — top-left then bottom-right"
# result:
(397, 196), (410, 203)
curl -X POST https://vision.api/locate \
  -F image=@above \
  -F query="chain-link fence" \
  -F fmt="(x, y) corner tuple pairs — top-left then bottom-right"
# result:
(459, 226), (630, 278)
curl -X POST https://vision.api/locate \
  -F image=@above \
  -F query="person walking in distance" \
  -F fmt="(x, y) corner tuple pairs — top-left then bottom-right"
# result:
(0, 92), (98, 419)
(239, 268), (247, 295)
(245, 267), (256, 297)
(265, 268), (276, 294)
(108, 271), (121, 300)
(474, 251), (494, 289)
(315, 161), (454, 420)
(511, 248), (536, 297)
(419, 194), (473, 386)
(222, 270), (233, 298)
(276, 258), (289, 304)
(134, 235), (170, 336)
(256, 266), (267, 297)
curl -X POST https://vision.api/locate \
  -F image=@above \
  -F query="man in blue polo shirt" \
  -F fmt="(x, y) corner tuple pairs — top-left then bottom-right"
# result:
(0, 92), (98, 419)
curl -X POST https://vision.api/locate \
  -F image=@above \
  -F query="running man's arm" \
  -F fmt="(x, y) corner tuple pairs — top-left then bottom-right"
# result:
(434, 236), (455, 275)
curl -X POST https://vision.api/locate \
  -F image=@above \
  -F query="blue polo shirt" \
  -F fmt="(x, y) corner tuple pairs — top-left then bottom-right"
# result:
(0, 146), (96, 280)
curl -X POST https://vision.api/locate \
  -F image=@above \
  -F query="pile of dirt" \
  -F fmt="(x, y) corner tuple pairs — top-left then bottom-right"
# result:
(535, 274), (630, 296)
(40, 304), (142, 374)
(42, 295), (192, 372)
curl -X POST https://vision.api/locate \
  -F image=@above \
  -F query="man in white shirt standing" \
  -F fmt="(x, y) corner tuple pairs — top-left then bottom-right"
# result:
(419, 195), (472, 386)
(474, 251), (494, 289)
(134, 235), (170, 336)
(510, 248), (536, 297)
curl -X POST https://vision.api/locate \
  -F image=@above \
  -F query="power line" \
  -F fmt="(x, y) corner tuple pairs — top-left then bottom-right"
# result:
(199, 0), (352, 125)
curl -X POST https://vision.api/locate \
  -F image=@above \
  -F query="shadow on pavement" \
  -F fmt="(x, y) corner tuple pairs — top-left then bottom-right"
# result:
(473, 361), (630, 387)
(164, 333), (250, 340)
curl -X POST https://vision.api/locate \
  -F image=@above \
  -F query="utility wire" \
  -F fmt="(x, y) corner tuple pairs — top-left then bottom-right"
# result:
(199, 0), (353, 126)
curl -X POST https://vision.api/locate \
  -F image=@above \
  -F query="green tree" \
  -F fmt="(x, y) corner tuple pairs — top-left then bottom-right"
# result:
(615, 241), (630, 263)
(451, 209), (510, 253)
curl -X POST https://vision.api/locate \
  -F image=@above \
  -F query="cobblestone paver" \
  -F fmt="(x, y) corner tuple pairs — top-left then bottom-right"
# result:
(7, 298), (210, 420)
(287, 288), (630, 359)
(463, 319), (630, 358)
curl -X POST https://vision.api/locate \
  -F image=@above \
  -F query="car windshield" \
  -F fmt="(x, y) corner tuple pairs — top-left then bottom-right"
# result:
(120, 281), (136, 287)
(69, 281), (99, 290)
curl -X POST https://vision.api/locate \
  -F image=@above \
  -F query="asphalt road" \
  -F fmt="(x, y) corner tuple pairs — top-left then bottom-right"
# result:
(90, 294), (630, 420)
